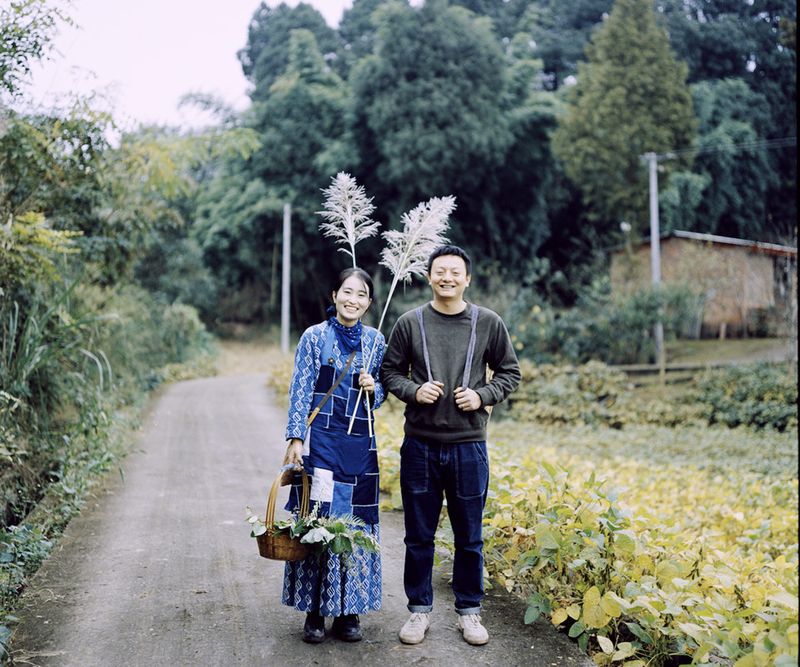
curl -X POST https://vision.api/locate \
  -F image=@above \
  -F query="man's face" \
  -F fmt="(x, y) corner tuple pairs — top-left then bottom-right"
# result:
(428, 255), (471, 302)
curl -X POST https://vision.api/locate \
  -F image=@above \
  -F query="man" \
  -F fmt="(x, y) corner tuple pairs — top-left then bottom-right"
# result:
(381, 245), (521, 646)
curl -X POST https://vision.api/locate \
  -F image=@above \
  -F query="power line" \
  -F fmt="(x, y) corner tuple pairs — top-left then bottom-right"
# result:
(648, 135), (797, 161)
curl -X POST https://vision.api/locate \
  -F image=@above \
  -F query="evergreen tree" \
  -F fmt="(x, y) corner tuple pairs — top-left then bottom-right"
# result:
(658, 0), (796, 240)
(335, 0), (406, 79)
(238, 2), (340, 100)
(660, 78), (776, 239)
(552, 0), (696, 234)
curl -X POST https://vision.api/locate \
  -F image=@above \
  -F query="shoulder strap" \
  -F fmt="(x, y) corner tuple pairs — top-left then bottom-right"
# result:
(306, 349), (357, 426)
(415, 307), (434, 383)
(461, 305), (479, 388)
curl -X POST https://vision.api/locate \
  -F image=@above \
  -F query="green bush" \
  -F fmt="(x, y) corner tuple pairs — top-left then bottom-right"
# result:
(696, 363), (797, 431)
(507, 278), (702, 365)
(501, 360), (704, 428)
(504, 360), (629, 426)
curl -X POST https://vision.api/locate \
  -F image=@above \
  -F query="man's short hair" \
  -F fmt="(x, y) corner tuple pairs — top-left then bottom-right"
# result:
(426, 245), (472, 275)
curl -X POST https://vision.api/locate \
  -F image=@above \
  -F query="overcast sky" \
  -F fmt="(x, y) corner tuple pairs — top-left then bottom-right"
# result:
(23, 0), (355, 130)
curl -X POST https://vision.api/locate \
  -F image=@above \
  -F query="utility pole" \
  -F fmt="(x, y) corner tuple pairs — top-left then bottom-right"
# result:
(645, 152), (666, 383)
(281, 202), (291, 355)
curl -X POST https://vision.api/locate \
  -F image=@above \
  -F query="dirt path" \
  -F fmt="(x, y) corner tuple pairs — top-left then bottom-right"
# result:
(9, 371), (591, 667)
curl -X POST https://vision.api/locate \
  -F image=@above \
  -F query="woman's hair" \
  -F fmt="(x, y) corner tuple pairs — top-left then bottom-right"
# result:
(334, 267), (374, 299)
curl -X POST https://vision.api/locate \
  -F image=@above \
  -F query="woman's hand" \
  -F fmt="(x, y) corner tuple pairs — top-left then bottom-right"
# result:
(283, 438), (304, 469)
(359, 369), (375, 394)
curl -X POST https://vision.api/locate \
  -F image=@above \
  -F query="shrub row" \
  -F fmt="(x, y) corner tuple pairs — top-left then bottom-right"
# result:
(1, 284), (214, 657)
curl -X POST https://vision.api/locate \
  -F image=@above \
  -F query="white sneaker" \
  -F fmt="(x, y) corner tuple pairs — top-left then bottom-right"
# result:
(399, 612), (430, 644)
(457, 613), (489, 645)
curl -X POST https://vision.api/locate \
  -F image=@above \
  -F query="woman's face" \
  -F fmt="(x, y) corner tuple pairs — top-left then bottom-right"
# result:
(332, 275), (371, 326)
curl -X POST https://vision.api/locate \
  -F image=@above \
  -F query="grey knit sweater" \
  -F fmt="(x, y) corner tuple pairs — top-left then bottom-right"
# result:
(381, 302), (521, 443)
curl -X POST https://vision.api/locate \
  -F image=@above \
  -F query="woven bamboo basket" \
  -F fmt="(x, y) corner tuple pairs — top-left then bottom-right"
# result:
(257, 469), (311, 562)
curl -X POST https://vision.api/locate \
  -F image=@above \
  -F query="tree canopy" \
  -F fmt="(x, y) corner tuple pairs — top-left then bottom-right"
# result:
(552, 0), (696, 233)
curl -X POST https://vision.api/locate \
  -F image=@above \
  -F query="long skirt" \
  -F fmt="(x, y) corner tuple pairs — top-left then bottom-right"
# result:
(281, 524), (382, 616)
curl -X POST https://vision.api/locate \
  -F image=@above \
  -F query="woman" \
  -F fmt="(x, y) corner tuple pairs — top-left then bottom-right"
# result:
(281, 267), (385, 644)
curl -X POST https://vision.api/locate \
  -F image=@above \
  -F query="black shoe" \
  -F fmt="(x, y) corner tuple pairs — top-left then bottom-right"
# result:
(303, 611), (326, 644)
(331, 614), (362, 642)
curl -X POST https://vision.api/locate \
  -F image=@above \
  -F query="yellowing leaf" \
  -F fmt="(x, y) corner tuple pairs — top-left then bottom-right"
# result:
(551, 608), (569, 626)
(677, 622), (707, 643)
(768, 591), (798, 612)
(600, 592), (623, 618)
(612, 642), (636, 661)
(597, 635), (614, 654)
(567, 604), (582, 620)
(614, 530), (636, 557)
(655, 560), (681, 585)
(535, 524), (561, 550)
(583, 586), (612, 629)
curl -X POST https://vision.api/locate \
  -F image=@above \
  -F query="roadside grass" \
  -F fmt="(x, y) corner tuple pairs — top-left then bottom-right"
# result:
(1, 294), (218, 661)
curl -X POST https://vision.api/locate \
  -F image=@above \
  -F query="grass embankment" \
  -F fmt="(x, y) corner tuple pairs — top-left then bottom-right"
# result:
(1, 291), (217, 660)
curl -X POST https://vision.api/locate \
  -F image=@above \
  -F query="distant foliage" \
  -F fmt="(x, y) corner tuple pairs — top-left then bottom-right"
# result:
(552, 0), (696, 232)
(0, 212), (80, 290)
(697, 363), (798, 431)
(507, 278), (701, 365)
(501, 360), (704, 429)
(505, 360), (628, 426)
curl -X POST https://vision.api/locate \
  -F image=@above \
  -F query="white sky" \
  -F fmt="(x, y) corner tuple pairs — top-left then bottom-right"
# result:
(23, 0), (355, 131)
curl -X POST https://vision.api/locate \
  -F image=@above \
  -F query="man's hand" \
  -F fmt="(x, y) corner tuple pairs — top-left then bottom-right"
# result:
(454, 386), (482, 412)
(415, 380), (445, 404)
(283, 438), (304, 468)
(358, 369), (375, 394)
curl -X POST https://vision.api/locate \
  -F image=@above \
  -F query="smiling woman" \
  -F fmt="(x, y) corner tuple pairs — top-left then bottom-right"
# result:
(277, 266), (387, 644)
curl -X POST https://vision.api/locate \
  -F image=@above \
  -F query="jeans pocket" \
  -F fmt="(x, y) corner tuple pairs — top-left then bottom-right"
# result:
(455, 442), (489, 500)
(400, 437), (429, 495)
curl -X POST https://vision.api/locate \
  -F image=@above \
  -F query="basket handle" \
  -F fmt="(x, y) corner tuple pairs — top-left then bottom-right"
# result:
(265, 465), (309, 527)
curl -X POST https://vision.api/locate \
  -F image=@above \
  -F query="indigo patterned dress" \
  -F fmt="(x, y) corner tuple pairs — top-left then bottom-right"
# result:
(281, 319), (385, 617)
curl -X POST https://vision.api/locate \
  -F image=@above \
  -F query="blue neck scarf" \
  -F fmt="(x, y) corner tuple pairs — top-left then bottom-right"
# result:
(327, 306), (363, 354)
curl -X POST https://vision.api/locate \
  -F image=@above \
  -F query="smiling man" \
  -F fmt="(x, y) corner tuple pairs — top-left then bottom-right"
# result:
(381, 245), (521, 647)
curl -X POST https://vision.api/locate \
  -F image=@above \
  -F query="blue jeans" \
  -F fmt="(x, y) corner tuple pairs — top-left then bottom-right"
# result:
(400, 436), (489, 615)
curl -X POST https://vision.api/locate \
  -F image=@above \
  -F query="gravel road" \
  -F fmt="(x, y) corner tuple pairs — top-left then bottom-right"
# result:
(9, 373), (592, 667)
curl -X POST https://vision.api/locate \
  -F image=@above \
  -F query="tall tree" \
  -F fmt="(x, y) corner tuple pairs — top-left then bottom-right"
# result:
(660, 78), (776, 239)
(518, 0), (614, 90)
(350, 0), (511, 241)
(335, 0), (406, 79)
(552, 0), (696, 234)
(201, 29), (352, 325)
(657, 0), (796, 240)
(0, 0), (71, 99)
(238, 2), (339, 100)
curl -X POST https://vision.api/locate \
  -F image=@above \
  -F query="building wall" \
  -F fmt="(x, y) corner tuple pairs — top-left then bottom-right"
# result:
(610, 238), (781, 335)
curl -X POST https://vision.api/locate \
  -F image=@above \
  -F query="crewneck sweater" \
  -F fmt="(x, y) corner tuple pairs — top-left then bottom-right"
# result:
(381, 302), (521, 443)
